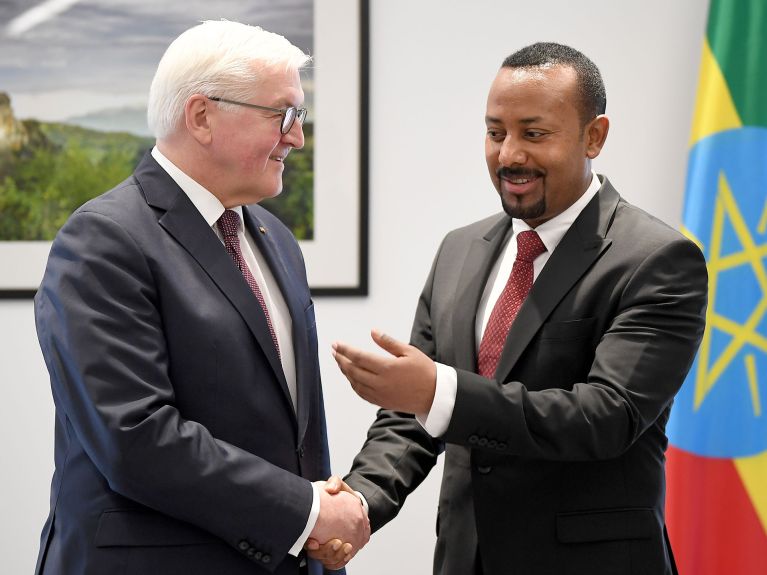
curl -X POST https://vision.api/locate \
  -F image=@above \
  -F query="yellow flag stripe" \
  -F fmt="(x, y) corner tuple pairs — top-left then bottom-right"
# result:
(689, 38), (742, 146)
(735, 451), (767, 536)
(745, 354), (763, 417)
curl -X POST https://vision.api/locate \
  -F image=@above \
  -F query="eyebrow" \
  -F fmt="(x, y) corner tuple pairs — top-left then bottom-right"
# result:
(485, 115), (544, 124)
(271, 97), (303, 108)
(519, 116), (543, 124)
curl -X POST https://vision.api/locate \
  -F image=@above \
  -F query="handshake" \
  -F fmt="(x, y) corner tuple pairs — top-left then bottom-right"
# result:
(305, 476), (371, 570)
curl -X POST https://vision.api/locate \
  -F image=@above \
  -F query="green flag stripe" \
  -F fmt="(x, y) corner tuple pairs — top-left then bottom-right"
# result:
(707, 0), (767, 128)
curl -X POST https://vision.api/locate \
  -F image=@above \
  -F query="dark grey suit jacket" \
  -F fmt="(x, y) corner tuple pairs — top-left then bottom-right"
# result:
(34, 153), (337, 575)
(345, 177), (707, 575)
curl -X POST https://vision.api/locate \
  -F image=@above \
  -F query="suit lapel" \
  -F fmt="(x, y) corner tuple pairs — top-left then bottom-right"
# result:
(493, 179), (620, 383)
(452, 216), (513, 371)
(134, 155), (293, 417)
(243, 208), (311, 444)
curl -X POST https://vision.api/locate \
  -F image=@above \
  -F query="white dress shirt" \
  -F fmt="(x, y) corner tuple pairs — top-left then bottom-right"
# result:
(151, 147), (318, 556)
(418, 173), (603, 437)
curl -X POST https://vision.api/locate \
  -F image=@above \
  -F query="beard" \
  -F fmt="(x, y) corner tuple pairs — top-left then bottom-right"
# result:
(496, 166), (546, 220)
(501, 193), (546, 220)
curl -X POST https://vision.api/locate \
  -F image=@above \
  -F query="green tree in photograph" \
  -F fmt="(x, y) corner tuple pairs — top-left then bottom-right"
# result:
(0, 117), (314, 241)
(262, 122), (314, 239)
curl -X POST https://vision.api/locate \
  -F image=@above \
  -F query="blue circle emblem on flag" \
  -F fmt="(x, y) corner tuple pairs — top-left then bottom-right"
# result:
(668, 126), (767, 458)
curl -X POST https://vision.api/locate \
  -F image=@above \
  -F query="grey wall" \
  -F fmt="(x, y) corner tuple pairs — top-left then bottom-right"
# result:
(0, 1), (709, 573)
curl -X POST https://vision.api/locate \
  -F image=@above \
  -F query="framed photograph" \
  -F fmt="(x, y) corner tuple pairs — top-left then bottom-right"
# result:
(0, 0), (368, 298)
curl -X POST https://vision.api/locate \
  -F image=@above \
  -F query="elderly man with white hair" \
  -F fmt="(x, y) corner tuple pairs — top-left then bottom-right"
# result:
(34, 20), (367, 575)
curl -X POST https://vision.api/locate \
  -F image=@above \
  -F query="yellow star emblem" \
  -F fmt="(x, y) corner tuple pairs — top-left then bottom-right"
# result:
(683, 172), (764, 416)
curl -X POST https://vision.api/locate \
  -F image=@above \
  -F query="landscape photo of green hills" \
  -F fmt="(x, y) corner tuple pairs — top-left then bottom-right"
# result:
(0, 92), (314, 242)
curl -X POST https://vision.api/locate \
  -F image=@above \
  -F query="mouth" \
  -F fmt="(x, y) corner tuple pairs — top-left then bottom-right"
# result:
(269, 154), (286, 163)
(498, 169), (543, 196)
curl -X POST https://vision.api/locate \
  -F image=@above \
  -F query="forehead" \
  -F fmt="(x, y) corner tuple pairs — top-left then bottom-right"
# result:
(251, 64), (304, 105)
(486, 65), (580, 122)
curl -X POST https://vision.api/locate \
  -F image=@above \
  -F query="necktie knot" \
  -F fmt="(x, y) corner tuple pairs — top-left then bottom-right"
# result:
(217, 209), (240, 239)
(516, 230), (546, 263)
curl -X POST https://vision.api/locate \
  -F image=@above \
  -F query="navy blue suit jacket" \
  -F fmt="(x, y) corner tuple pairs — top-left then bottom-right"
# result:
(34, 153), (336, 575)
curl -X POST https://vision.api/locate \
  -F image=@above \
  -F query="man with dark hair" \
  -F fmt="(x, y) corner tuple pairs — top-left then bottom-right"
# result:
(327, 42), (707, 574)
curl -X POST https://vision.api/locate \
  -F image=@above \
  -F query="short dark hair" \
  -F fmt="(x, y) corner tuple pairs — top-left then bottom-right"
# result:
(502, 42), (606, 124)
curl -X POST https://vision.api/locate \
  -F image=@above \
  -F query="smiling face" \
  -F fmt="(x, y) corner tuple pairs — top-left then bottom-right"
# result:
(485, 65), (608, 227)
(207, 65), (305, 207)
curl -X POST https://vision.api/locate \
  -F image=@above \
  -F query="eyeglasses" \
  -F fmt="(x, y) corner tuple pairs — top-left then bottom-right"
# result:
(208, 96), (307, 134)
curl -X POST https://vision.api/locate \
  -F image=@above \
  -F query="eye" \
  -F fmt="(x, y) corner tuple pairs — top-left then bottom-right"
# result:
(525, 130), (547, 139)
(486, 129), (504, 140)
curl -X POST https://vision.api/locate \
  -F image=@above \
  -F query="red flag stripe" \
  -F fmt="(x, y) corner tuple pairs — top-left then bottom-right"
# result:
(666, 445), (767, 574)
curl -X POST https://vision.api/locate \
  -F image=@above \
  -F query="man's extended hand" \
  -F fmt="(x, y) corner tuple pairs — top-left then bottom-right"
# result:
(332, 330), (437, 414)
(307, 476), (370, 569)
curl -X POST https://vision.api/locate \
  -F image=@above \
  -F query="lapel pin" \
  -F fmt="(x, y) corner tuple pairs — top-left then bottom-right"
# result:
(259, 226), (267, 234)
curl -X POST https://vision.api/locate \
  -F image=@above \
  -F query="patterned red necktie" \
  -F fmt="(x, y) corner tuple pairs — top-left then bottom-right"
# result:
(477, 230), (546, 378)
(217, 210), (281, 357)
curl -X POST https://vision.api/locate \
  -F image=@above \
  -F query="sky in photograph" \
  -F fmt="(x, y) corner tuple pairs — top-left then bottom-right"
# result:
(0, 0), (313, 133)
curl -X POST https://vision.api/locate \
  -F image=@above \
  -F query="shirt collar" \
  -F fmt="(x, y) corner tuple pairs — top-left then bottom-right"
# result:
(151, 146), (243, 229)
(512, 171), (602, 254)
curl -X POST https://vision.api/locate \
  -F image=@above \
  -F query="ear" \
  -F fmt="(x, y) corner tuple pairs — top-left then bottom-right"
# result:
(584, 114), (610, 159)
(184, 94), (213, 145)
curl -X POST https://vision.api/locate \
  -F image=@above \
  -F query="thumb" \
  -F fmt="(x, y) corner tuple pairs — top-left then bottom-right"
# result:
(371, 329), (409, 357)
(324, 475), (343, 494)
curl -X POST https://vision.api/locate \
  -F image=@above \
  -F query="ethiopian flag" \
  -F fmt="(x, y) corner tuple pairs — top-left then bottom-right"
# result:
(666, 0), (767, 573)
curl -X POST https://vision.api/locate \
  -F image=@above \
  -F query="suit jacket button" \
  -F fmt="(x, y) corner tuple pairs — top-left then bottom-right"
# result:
(262, 554), (272, 564)
(254, 551), (263, 560)
(498, 442), (507, 450)
(246, 547), (256, 557)
(487, 439), (497, 448)
(238, 540), (249, 551)
(469, 434), (479, 444)
(478, 437), (488, 447)
(298, 445), (305, 457)
(477, 465), (492, 474)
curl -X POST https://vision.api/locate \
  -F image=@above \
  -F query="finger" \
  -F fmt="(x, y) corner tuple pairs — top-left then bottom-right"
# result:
(371, 329), (410, 357)
(333, 341), (391, 374)
(333, 353), (381, 398)
(306, 540), (344, 561)
(323, 475), (343, 494)
(305, 538), (320, 550)
(338, 480), (355, 496)
(333, 349), (377, 383)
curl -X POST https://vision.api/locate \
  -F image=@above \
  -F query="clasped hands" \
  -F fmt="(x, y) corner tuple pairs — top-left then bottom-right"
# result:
(305, 476), (369, 570)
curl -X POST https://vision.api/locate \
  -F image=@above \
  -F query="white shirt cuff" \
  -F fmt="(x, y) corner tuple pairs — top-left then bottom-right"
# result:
(288, 482), (321, 556)
(415, 362), (457, 437)
(355, 490), (369, 515)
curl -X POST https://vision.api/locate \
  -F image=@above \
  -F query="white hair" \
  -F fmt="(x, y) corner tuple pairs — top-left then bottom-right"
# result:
(147, 20), (311, 139)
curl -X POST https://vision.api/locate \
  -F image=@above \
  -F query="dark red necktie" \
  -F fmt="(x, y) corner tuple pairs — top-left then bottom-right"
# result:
(217, 210), (280, 356)
(477, 230), (546, 378)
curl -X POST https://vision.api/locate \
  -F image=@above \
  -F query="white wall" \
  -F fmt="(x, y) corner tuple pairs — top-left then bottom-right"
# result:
(0, 1), (708, 573)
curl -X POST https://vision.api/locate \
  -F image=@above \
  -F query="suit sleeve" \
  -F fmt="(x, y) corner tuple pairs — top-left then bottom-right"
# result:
(344, 241), (446, 531)
(443, 236), (708, 461)
(35, 210), (312, 569)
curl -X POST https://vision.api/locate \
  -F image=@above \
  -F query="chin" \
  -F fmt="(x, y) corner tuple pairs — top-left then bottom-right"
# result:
(501, 195), (546, 221)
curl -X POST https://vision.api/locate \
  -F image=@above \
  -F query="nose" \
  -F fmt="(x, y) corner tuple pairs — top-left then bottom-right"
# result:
(283, 119), (305, 150)
(498, 135), (527, 167)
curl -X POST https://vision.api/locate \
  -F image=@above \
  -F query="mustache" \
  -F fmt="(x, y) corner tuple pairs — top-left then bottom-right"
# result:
(497, 167), (544, 180)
